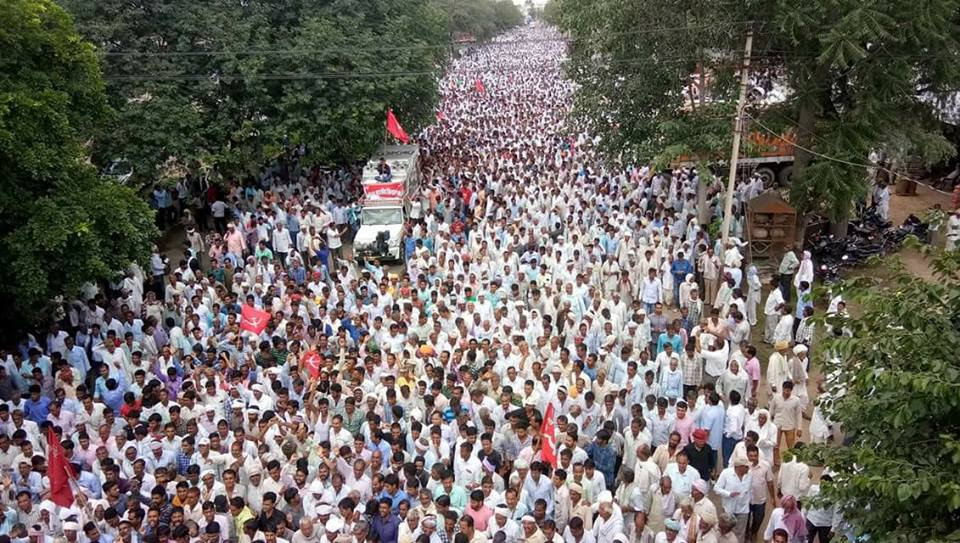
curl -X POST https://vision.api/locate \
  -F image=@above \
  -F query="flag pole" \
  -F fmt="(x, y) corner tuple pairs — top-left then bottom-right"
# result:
(50, 428), (95, 519)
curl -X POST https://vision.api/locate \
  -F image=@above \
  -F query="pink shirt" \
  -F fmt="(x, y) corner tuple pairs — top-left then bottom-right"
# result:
(674, 413), (696, 447)
(465, 505), (494, 531)
(225, 230), (246, 256)
(744, 357), (761, 381)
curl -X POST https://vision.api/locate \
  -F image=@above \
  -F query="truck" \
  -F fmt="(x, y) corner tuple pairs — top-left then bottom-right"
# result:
(738, 128), (796, 187)
(678, 69), (797, 187)
(672, 128), (796, 188)
(352, 144), (422, 262)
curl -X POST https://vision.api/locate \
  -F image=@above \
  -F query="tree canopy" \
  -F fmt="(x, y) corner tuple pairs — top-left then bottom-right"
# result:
(60, 0), (523, 188)
(806, 247), (960, 541)
(0, 0), (157, 331)
(553, 0), (960, 224)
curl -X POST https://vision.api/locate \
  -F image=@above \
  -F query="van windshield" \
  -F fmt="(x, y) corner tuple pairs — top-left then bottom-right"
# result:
(362, 207), (403, 226)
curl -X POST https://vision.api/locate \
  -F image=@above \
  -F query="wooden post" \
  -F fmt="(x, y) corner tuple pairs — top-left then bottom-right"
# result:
(720, 27), (754, 248)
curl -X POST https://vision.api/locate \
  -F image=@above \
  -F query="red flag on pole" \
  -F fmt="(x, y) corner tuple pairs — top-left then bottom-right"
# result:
(386, 109), (410, 144)
(47, 427), (75, 507)
(240, 304), (271, 335)
(475, 79), (486, 93)
(540, 403), (557, 468)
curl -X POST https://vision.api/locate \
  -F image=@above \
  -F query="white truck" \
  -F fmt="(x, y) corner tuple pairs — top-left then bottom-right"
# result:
(353, 144), (422, 262)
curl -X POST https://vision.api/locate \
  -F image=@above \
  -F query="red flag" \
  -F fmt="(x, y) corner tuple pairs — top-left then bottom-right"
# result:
(540, 403), (557, 468)
(475, 79), (486, 93)
(386, 109), (410, 144)
(240, 304), (271, 335)
(47, 427), (75, 507)
(303, 351), (323, 379)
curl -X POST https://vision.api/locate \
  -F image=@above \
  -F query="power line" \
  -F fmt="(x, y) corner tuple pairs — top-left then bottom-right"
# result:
(105, 71), (439, 82)
(97, 21), (761, 58)
(103, 54), (745, 82)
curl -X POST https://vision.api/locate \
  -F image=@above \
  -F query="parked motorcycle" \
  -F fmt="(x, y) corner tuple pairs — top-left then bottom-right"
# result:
(809, 208), (928, 282)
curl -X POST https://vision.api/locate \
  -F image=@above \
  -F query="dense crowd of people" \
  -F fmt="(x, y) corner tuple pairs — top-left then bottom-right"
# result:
(1, 23), (849, 543)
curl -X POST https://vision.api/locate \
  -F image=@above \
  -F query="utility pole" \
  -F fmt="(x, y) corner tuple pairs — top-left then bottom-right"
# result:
(720, 26), (754, 248)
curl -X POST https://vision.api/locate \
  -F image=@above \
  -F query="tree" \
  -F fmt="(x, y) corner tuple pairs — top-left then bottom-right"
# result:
(767, 1), (960, 234)
(0, 0), (156, 332)
(805, 247), (960, 541)
(554, 0), (960, 234)
(555, 0), (750, 166)
(542, 0), (562, 26)
(60, 0), (522, 189)
(432, 0), (523, 41)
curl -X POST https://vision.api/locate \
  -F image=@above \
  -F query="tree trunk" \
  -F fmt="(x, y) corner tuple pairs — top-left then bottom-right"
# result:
(697, 176), (710, 225)
(791, 100), (817, 189)
(830, 206), (850, 237)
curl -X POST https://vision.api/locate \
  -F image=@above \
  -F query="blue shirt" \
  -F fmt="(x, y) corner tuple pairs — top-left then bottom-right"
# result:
(24, 396), (51, 424)
(370, 513), (401, 543)
(288, 266), (306, 285)
(585, 442), (617, 492)
(367, 438), (391, 470)
(99, 373), (127, 412)
(671, 258), (693, 284)
(695, 404), (726, 450)
(656, 332), (683, 355)
(378, 489), (409, 514)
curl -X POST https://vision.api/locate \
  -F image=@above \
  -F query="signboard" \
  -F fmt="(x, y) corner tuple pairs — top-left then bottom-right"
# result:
(363, 182), (404, 201)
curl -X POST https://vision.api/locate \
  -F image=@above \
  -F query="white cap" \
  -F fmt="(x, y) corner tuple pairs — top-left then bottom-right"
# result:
(325, 517), (344, 532)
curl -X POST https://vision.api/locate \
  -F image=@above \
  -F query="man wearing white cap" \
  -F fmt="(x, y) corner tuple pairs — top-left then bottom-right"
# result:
(323, 516), (344, 543)
(62, 521), (81, 543)
(521, 515), (546, 543)
(486, 507), (521, 543)
(591, 491), (624, 542)
(145, 440), (175, 472)
(697, 506), (721, 543)
(302, 479), (326, 518)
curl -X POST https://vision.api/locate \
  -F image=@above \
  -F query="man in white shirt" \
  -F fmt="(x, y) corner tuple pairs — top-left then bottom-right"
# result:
(778, 449), (811, 502)
(663, 452), (701, 499)
(722, 390), (746, 467)
(714, 459), (752, 541)
(639, 268), (663, 314)
(804, 474), (840, 542)
(763, 277), (784, 343)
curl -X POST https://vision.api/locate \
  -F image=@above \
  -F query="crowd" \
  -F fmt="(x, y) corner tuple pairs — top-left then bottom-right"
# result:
(0, 23), (849, 543)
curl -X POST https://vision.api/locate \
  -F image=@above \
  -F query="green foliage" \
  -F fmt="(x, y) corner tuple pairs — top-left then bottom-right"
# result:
(0, 0), (156, 331)
(542, 0), (562, 26)
(556, 0), (751, 165)
(805, 247), (960, 542)
(770, 0), (960, 221)
(554, 0), (960, 221)
(434, 0), (523, 41)
(60, 0), (521, 188)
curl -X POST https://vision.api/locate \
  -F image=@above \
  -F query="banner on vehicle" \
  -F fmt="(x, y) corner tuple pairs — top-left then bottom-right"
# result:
(364, 182), (404, 200)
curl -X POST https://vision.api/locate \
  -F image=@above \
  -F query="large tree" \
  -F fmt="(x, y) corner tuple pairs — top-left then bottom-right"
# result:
(806, 247), (960, 541)
(554, 0), (960, 232)
(0, 0), (156, 332)
(60, 0), (522, 189)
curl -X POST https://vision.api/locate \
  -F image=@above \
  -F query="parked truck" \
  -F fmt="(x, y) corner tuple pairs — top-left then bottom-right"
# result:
(352, 144), (422, 262)
(672, 128), (796, 188)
